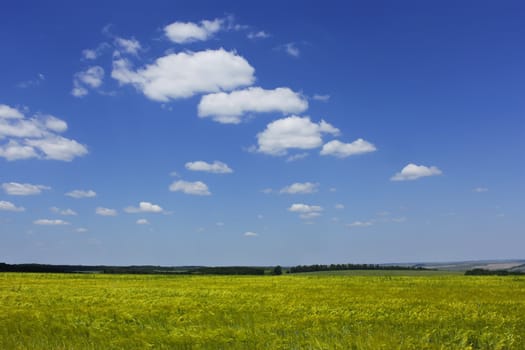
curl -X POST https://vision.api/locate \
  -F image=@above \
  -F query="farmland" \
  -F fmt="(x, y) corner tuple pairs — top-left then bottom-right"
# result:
(1, 273), (524, 349)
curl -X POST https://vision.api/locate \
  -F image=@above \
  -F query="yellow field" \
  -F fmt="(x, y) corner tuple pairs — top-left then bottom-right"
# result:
(1, 273), (524, 349)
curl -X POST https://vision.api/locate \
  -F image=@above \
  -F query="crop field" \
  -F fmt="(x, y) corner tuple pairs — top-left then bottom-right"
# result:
(1, 273), (524, 349)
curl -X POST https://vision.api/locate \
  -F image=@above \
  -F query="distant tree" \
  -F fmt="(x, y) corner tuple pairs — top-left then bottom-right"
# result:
(273, 265), (282, 275)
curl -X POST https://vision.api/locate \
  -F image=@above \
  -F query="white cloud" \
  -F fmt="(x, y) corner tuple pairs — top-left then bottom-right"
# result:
(2, 182), (50, 196)
(136, 218), (149, 225)
(261, 188), (273, 194)
(391, 163), (442, 181)
(185, 160), (233, 174)
(0, 104), (24, 119)
(244, 231), (258, 237)
(256, 116), (339, 156)
(125, 201), (164, 213)
(25, 136), (88, 161)
(164, 18), (223, 43)
(82, 49), (98, 60)
(247, 31), (270, 39)
(17, 74), (45, 89)
(50, 207), (77, 216)
(0, 200), (25, 212)
(34, 219), (70, 226)
(321, 139), (377, 158)
(111, 49), (255, 102)
(473, 187), (488, 193)
(335, 204), (344, 209)
(288, 203), (323, 219)
(72, 66), (104, 97)
(96, 207), (117, 216)
(198, 87), (308, 124)
(313, 94), (330, 102)
(65, 190), (96, 198)
(115, 37), (141, 55)
(169, 180), (211, 196)
(280, 182), (318, 194)
(347, 221), (373, 227)
(286, 152), (309, 162)
(75, 227), (88, 233)
(0, 104), (87, 162)
(283, 43), (300, 57)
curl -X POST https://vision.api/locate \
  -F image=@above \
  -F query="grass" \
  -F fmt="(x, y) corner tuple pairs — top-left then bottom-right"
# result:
(1, 272), (524, 349)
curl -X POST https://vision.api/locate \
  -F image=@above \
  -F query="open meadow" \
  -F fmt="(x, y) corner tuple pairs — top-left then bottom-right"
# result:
(1, 272), (524, 349)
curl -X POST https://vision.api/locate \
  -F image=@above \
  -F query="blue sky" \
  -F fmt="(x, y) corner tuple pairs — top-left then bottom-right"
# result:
(1, 0), (524, 265)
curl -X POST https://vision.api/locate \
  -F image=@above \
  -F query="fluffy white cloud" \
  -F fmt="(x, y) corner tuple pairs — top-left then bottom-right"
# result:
(34, 219), (70, 225)
(244, 231), (258, 237)
(112, 49), (255, 102)
(391, 163), (442, 181)
(164, 18), (223, 43)
(198, 87), (308, 124)
(2, 182), (50, 195)
(0, 104), (87, 162)
(65, 190), (96, 198)
(286, 153), (309, 162)
(72, 66), (104, 97)
(335, 204), (344, 209)
(280, 182), (318, 194)
(82, 49), (98, 60)
(284, 43), (300, 57)
(115, 37), (141, 55)
(50, 207), (77, 216)
(347, 221), (373, 227)
(169, 180), (211, 196)
(0, 104), (24, 119)
(96, 207), (117, 216)
(125, 201), (164, 213)
(136, 218), (149, 225)
(75, 227), (88, 233)
(256, 116), (339, 155)
(321, 139), (377, 158)
(185, 160), (233, 174)
(288, 203), (323, 219)
(25, 136), (88, 161)
(0, 200), (25, 212)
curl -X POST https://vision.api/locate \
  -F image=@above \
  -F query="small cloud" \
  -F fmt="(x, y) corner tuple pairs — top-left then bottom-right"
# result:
(313, 94), (330, 102)
(288, 203), (323, 219)
(95, 207), (117, 216)
(185, 160), (233, 174)
(169, 171), (180, 177)
(282, 42), (300, 57)
(334, 204), (344, 210)
(391, 163), (442, 181)
(34, 219), (70, 225)
(114, 37), (141, 55)
(347, 221), (373, 227)
(247, 31), (270, 39)
(391, 217), (407, 223)
(164, 18), (224, 43)
(125, 201), (164, 213)
(244, 231), (258, 237)
(216, 222), (225, 227)
(2, 182), (50, 196)
(261, 188), (274, 194)
(169, 180), (211, 196)
(321, 139), (377, 158)
(280, 182), (319, 194)
(473, 187), (488, 193)
(75, 227), (88, 233)
(136, 218), (149, 225)
(329, 188), (337, 192)
(71, 66), (104, 97)
(50, 207), (77, 216)
(65, 189), (96, 198)
(286, 153), (309, 162)
(0, 200), (25, 212)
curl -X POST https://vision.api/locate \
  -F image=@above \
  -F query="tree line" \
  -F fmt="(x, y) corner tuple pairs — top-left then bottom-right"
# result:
(288, 263), (426, 273)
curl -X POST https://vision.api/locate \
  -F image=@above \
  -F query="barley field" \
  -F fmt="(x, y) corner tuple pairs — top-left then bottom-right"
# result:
(1, 273), (524, 349)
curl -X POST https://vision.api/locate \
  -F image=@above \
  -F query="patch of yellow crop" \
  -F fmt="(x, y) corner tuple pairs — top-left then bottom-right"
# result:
(1, 273), (524, 349)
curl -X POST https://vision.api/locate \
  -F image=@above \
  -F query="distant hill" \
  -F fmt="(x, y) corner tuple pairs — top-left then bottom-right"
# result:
(388, 260), (525, 272)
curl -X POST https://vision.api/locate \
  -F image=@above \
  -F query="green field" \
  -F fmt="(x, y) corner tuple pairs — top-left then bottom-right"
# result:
(1, 273), (524, 349)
